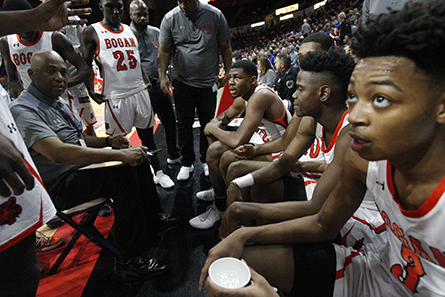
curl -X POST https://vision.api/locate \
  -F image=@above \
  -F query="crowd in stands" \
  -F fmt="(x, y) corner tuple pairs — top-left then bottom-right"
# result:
(230, 0), (362, 65)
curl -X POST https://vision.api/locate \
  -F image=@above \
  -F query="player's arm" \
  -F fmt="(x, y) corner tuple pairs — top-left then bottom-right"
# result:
(141, 66), (152, 91)
(82, 26), (105, 104)
(205, 90), (273, 148)
(209, 97), (246, 127)
(0, 0), (91, 37)
(32, 136), (147, 166)
(291, 160), (327, 174)
(216, 39), (232, 88)
(221, 125), (350, 237)
(201, 144), (368, 291)
(157, 43), (172, 95)
(0, 37), (24, 98)
(52, 31), (92, 88)
(83, 134), (130, 149)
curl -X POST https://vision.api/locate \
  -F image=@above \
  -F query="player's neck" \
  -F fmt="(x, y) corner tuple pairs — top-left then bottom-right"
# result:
(319, 105), (347, 138)
(101, 19), (122, 32)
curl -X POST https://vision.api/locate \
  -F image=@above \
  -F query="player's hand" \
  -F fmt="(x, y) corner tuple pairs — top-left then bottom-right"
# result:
(8, 81), (24, 99)
(216, 75), (229, 89)
(204, 121), (219, 137)
(89, 92), (105, 104)
(160, 77), (173, 96)
(234, 144), (255, 160)
(219, 203), (243, 239)
(0, 134), (35, 197)
(205, 265), (279, 297)
(37, 0), (92, 31)
(110, 135), (131, 149)
(120, 146), (148, 166)
(199, 230), (247, 291)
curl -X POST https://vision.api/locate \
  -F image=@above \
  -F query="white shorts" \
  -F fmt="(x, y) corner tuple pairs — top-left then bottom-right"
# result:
(105, 89), (155, 136)
(333, 244), (413, 297)
(62, 90), (97, 126)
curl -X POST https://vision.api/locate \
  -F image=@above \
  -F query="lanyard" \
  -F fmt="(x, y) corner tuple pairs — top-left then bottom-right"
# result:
(55, 103), (82, 138)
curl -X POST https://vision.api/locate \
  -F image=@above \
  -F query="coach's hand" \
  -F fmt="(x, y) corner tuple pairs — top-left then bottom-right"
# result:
(120, 146), (148, 166)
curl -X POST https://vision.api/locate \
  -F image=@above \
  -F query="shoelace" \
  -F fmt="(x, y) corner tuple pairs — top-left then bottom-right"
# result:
(199, 205), (216, 221)
(36, 231), (51, 247)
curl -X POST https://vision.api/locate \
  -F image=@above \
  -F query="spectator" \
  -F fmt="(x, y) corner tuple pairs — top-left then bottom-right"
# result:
(288, 45), (298, 66)
(337, 12), (352, 47)
(158, 0), (232, 181)
(257, 56), (276, 88)
(301, 19), (311, 37)
(273, 53), (298, 103)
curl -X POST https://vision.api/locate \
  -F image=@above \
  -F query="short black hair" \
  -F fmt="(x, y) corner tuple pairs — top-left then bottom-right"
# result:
(302, 32), (334, 51)
(276, 53), (291, 69)
(352, 1), (445, 82)
(2, 0), (33, 11)
(231, 59), (258, 78)
(299, 49), (355, 99)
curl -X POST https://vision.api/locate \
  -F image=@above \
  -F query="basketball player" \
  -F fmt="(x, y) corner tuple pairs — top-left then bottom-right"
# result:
(0, 0), (91, 100)
(82, 0), (174, 188)
(201, 2), (445, 296)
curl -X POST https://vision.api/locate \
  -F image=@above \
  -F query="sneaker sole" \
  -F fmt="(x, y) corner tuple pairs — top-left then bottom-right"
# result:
(37, 239), (64, 253)
(113, 265), (170, 284)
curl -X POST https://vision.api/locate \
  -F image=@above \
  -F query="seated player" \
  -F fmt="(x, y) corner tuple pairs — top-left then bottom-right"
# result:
(200, 2), (445, 296)
(189, 59), (292, 230)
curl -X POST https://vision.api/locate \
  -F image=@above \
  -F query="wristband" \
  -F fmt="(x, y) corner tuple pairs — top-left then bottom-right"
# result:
(230, 173), (254, 189)
(105, 136), (110, 147)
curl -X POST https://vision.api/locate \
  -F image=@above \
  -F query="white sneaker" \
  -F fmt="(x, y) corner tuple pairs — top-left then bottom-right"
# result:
(153, 170), (175, 189)
(177, 165), (194, 181)
(196, 188), (215, 201)
(202, 163), (209, 177)
(189, 204), (223, 229)
(167, 156), (182, 164)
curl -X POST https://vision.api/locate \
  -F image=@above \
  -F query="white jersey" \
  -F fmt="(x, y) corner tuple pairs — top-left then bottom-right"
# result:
(92, 22), (146, 99)
(7, 32), (53, 89)
(316, 110), (349, 165)
(0, 86), (56, 252)
(334, 160), (445, 296)
(249, 85), (292, 147)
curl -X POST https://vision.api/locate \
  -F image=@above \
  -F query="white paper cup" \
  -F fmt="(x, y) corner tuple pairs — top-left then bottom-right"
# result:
(208, 257), (251, 289)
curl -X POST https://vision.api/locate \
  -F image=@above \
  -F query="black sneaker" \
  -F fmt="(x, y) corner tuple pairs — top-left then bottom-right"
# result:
(114, 256), (168, 281)
(150, 213), (180, 228)
(98, 204), (112, 217)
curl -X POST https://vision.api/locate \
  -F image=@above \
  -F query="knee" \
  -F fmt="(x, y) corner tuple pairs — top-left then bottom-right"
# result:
(206, 141), (225, 164)
(219, 150), (236, 173)
(226, 161), (246, 182)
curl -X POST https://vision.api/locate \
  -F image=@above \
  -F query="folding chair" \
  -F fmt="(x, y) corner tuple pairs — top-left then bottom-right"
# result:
(47, 198), (117, 275)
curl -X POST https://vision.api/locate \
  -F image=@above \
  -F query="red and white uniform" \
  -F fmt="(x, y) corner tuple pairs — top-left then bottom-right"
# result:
(334, 160), (445, 297)
(318, 111), (386, 248)
(249, 85), (292, 151)
(0, 87), (56, 252)
(7, 32), (52, 89)
(92, 22), (155, 135)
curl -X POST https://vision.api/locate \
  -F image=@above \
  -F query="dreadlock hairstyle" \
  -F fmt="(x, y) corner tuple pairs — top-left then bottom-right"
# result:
(299, 49), (355, 100)
(351, 1), (445, 83)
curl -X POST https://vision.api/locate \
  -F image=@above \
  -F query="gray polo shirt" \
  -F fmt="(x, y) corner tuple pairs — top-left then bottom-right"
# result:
(130, 22), (161, 81)
(10, 84), (83, 188)
(159, 1), (231, 88)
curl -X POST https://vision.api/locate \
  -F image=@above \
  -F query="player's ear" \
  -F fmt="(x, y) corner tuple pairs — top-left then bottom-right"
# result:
(28, 68), (34, 81)
(98, 2), (103, 11)
(319, 85), (331, 103)
(435, 91), (445, 125)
